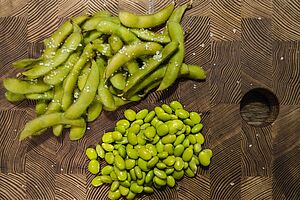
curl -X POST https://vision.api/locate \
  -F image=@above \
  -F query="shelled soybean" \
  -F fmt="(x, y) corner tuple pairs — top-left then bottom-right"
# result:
(86, 101), (213, 200)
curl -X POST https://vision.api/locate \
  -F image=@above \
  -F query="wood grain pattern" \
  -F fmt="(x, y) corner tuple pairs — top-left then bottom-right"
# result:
(0, 0), (300, 199)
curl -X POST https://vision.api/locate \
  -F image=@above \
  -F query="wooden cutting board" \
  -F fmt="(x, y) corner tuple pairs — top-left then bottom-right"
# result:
(0, 0), (299, 199)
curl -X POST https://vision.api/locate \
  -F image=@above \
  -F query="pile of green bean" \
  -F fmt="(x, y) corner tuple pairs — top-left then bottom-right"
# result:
(86, 101), (212, 200)
(3, 3), (206, 141)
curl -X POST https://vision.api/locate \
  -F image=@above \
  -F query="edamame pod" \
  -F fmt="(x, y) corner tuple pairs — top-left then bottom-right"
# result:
(3, 79), (52, 95)
(19, 112), (85, 141)
(119, 3), (175, 28)
(104, 42), (163, 79)
(65, 59), (99, 119)
(131, 28), (171, 44)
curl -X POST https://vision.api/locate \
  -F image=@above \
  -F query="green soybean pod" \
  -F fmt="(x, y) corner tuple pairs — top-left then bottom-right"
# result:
(144, 111), (155, 123)
(91, 176), (103, 187)
(77, 62), (91, 91)
(105, 152), (115, 164)
(135, 109), (149, 120)
(86, 148), (97, 160)
(110, 73), (126, 91)
(119, 3), (174, 28)
(87, 96), (103, 122)
(130, 28), (171, 44)
(192, 123), (203, 134)
(35, 100), (48, 116)
(5, 91), (25, 102)
(88, 160), (100, 174)
(167, 176), (176, 187)
(108, 35), (124, 54)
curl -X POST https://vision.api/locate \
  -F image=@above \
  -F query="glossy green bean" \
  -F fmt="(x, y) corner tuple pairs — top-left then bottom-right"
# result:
(168, 3), (189, 23)
(25, 90), (54, 100)
(119, 3), (175, 28)
(69, 121), (86, 140)
(82, 16), (120, 31)
(12, 57), (42, 69)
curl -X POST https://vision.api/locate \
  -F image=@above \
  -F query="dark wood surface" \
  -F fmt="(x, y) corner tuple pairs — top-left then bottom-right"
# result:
(0, 0), (300, 199)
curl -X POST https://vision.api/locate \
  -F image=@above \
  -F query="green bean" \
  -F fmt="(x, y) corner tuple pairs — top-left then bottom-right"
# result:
(23, 32), (82, 78)
(119, 185), (129, 196)
(154, 168), (167, 179)
(138, 158), (149, 172)
(3, 78), (52, 95)
(64, 60), (99, 119)
(170, 101), (183, 110)
(182, 148), (193, 162)
(115, 154), (126, 170)
(119, 3), (175, 28)
(35, 100), (48, 115)
(97, 21), (139, 44)
(86, 147), (98, 160)
(185, 167), (195, 177)
(163, 155), (176, 166)
(62, 43), (94, 110)
(123, 41), (178, 93)
(77, 62), (91, 91)
(126, 191), (136, 200)
(43, 51), (81, 85)
(19, 112), (85, 141)
(172, 170), (184, 180)
(83, 30), (102, 44)
(165, 167), (174, 175)
(82, 16), (120, 31)
(130, 28), (171, 44)
(130, 182), (143, 193)
(108, 35), (124, 54)
(103, 132), (114, 143)
(104, 42), (163, 79)
(100, 175), (113, 183)
(111, 181), (120, 192)
(110, 73), (126, 91)
(158, 22), (184, 91)
(153, 176), (166, 186)
(135, 109), (148, 120)
(191, 123), (203, 133)
(144, 126), (156, 139)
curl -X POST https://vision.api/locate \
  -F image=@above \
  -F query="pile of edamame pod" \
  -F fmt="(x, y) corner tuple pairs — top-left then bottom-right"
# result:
(3, 2), (206, 141)
(86, 101), (212, 200)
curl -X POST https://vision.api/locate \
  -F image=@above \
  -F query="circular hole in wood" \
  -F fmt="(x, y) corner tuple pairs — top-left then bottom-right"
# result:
(240, 88), (279, 126)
